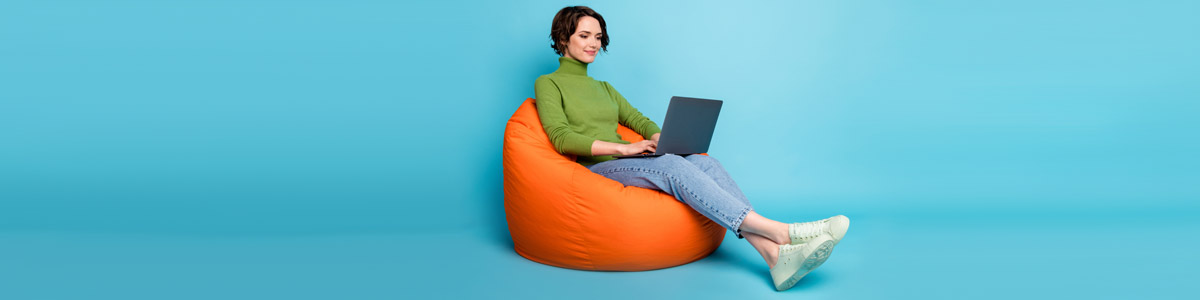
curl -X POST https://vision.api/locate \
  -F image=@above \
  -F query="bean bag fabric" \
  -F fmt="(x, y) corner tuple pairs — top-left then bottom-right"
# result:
(503, 98), (726, 271)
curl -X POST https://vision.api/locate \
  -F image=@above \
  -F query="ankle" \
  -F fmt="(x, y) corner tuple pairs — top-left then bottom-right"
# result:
(762, 246), (779, 268)
(773, 223), (791, 245)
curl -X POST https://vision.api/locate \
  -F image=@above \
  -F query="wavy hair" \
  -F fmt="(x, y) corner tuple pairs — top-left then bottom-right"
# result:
(549, 6), (609, 56)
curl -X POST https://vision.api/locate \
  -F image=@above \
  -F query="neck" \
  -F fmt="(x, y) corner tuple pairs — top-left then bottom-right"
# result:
(556, 56), (588, 76)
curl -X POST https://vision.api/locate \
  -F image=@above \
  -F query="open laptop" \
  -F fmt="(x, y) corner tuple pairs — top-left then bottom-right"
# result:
(613, 96), (722, 159)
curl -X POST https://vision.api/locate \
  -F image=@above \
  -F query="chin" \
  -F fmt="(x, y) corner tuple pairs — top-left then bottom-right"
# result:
(574, 54), (595, 63)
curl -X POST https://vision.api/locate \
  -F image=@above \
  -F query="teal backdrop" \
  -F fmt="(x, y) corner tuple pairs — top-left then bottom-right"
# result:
(2, 0), (1197, 298)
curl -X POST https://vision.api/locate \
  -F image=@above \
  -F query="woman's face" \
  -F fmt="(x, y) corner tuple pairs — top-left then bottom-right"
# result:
(563, 16), (602, 63)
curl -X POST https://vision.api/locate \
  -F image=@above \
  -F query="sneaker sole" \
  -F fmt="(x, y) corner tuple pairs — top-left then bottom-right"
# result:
(776, 239), (835, 291)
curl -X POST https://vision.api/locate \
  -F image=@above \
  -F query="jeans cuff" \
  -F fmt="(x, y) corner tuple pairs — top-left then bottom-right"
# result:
(732, 206), (751, 239)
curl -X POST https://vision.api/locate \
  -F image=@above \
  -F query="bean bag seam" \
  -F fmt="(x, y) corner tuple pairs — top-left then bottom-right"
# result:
(507, 120), (595, 268)
(518, 100), (596, 268)
(565, 167), (597, 269)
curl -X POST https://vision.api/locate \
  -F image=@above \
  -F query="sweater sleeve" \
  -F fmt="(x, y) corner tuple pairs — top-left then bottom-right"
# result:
(605, 82), (661, 139)
(535, 76), (596, 156)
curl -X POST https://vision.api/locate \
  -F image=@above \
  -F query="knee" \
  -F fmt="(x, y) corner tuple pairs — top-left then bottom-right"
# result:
(653, 154), (692, 169)
(685, 154), (719, 167)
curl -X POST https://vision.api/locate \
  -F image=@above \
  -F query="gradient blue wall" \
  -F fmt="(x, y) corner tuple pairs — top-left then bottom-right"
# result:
(2, 0), (1196, 237)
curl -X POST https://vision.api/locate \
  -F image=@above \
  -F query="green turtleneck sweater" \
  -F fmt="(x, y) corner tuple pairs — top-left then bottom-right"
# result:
(534, 57), (662, 166)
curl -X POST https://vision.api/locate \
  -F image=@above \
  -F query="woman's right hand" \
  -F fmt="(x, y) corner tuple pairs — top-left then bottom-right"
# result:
(617, 140), (657, 155)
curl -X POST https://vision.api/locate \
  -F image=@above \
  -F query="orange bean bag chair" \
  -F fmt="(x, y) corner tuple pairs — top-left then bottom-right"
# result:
(503, 98), (726, 271)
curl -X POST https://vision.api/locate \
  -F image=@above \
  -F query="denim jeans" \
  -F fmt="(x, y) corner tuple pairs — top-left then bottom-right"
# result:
(586, 154), (753, 238)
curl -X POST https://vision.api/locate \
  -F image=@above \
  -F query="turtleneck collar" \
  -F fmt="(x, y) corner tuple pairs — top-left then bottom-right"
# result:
(555, 56), (589, 76)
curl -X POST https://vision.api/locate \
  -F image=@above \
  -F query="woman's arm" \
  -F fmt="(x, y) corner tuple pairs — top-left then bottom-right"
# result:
(593, 132), (660, 155)
(592, 139), (657, 156)
(605, 82), (662, 140)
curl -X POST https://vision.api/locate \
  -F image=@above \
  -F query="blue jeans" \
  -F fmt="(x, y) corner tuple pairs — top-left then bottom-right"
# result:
(586, 154), (753, 238)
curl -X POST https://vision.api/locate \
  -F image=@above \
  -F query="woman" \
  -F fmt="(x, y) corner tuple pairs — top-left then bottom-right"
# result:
(534, 6), (850, 291)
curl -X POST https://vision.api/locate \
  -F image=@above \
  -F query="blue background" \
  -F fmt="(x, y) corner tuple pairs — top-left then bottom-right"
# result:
(2, 0), (1197, 298)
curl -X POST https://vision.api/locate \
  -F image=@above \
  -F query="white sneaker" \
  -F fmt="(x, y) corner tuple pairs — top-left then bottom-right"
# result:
(789, 215), (849, 245)
(770, 233), (836, 291)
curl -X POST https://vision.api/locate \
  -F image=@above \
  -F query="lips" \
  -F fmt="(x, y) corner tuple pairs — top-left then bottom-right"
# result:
(584, 50), (596, 56)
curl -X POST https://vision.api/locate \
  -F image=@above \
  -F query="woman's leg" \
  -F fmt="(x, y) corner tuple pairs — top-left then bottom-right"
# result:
(683, 155), (791, 245)
(587, 154), (753, 236)
(745, 232), (781, 267)
(683, 155), (750, 207)
(740, 210), (791, 245)
(588, 155), (806, 268)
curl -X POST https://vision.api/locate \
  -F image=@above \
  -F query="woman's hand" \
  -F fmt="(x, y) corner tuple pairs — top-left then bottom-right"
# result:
(590, 139), (657, 156)
(617, 140), (657, 155)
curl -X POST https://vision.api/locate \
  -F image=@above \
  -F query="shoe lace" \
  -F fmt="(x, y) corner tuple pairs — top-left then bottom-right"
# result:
(790, 219), (826, 241)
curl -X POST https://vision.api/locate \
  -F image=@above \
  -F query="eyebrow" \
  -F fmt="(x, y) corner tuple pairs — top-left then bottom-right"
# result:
(578, 30), (602, 35)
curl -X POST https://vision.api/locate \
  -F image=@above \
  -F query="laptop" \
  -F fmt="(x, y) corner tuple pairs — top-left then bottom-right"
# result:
(613, 96), (723, 159)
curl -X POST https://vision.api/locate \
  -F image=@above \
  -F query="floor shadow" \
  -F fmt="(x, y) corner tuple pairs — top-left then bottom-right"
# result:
(704, 247), (773, 288)
(787, 270), (829, 291)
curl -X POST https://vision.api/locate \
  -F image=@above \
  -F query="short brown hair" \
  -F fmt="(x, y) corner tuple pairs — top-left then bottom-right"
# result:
(549, 6), (609, 56)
